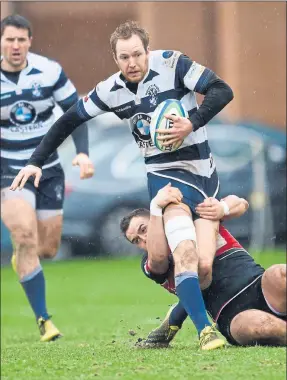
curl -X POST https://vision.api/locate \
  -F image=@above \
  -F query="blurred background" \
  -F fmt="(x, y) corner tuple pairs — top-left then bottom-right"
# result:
(1, 1), (286, 264)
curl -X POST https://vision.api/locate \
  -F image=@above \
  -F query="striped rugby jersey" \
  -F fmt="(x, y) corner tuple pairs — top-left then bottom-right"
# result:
(79, 50), (216, 179)
(1, 52), (77, 169)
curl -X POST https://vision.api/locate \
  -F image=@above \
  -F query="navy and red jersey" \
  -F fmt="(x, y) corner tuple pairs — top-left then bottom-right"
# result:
(140, 225), (265, 321)
(141, 224), (243, 295)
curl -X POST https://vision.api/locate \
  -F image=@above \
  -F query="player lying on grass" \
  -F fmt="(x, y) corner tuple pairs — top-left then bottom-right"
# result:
(120, 184), (286, 347)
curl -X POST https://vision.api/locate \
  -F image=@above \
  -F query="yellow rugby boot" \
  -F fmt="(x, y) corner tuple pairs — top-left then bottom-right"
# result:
(11, 254), (17, 273)
(11, 238), (17, 273)
(136, 304), (180, 348)
(199, 324), (225, 351)
(38, 317), (62, 342)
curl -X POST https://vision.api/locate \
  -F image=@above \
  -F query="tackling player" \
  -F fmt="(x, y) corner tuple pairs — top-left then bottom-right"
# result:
(10, 20), (234, 349)
(1, 15), (94, 341)
(120, 185), (286, 348)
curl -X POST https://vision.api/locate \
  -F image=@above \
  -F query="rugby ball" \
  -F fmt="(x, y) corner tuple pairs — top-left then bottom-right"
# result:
(150, 99), (188, 152)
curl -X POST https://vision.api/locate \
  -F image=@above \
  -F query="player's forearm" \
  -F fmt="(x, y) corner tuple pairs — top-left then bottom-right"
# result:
(222, 195), (249, 220)
(27, 102), (91, 168)
(71, 123), (89, 156)
(189, 77), (234, 131)
(59, 93), (90, 156)
(147, 216), (170, 274)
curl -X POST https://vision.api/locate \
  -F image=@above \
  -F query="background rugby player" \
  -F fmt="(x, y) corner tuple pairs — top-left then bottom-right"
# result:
(1, 15), (94, 342)
(120, 186), (286, 348)
(10, 20), (234, 349)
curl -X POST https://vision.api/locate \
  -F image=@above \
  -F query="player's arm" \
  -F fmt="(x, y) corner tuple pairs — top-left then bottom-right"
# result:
(147, 184), (183, 274)
(177, 54), (234, 131)
(221, 195), (249, 220)
(157, 53), (234, 145)
(195, 195), (249, 221)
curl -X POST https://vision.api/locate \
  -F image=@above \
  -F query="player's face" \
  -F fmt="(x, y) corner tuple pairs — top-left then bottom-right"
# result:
(125, 216), (149, 251)
(114, 34), (149, 83)
(1, 26), (32, 71)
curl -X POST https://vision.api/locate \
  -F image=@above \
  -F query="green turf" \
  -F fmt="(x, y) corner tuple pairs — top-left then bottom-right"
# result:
(1, 251), (286, 380)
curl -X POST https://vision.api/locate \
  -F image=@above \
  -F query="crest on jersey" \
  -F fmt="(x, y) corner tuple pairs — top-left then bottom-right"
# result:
(131, 113), (154, 149)
(55, 184), (63, 201)
(31, 82), (42, 98)
(146, 84), (159, 107)
(10, 101), (37, 126)
(162, 51), (174, 59)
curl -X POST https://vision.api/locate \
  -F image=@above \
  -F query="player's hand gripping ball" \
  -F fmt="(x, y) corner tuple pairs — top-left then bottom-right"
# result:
(150, 99), (189, 152)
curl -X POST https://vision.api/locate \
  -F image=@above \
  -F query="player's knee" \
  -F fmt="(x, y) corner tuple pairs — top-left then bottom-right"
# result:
(199, 260), (213, 278)
(198, 261), (213, 289)
(277, 264), (286, 284)
(38, 242), (59, 259)
(11, 224), (37, 252)
(269, 264), (286, 289)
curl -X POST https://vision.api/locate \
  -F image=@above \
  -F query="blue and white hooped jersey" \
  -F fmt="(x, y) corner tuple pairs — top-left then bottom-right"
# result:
(1, 52), (77, 169)
(79, 50), (217, 184)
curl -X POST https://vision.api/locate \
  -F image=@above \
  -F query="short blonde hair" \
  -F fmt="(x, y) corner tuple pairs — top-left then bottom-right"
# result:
(110, 20), (149, 56)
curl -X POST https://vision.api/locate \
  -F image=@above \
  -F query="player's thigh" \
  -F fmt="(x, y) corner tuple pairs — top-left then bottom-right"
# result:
(194, 218), (219, 265)
(36, 165), (65, 258)
(230, 309), (286, 346)
(37, 214), (63, 258)
(1, 187), (38, 243)
(194, 218), (219, 288)
(261, 264), (286, 314)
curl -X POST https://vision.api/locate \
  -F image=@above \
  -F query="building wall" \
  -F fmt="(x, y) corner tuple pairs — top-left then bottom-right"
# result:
(4, 1), (286, 129)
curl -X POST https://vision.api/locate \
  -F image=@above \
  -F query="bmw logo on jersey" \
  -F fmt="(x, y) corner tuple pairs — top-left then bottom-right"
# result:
(131, 113), (154, 148)
(10, 101), (37, 126)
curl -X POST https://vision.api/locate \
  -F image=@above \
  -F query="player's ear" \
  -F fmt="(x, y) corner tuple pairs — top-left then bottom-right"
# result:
(113, 53), (118, 65)
(28, 36), (33, 48)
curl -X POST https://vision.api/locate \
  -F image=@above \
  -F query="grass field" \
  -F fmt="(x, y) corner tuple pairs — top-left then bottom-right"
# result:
(1, 251), (286, 380)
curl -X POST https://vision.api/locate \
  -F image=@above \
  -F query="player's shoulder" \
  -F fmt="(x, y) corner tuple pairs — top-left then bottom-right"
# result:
(27, 52), (63, 75)
(95, 71), (122, 101)
(150, 50), (183, 70)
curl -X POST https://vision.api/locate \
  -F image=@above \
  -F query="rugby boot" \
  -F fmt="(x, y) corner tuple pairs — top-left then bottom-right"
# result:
(38, 316), (62, 342)
(199, 324), (225, 350)
(11, 254), (17, 273)
(136, 304), (180, 348)
(11, 238), (17, 273)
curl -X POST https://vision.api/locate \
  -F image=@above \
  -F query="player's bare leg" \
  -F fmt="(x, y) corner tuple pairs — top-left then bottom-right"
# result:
(37, 214), (63, 259)
(1, 192), (61, 342)
(230, 309), (286, 346)
(261, 264), (286, 315)
(2, 196), (39, 278)
(194, 218), (219, 290)
(163, 203), (225, 350)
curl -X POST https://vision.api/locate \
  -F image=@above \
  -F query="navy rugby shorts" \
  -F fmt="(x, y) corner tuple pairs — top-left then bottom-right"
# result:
(1, 162), (65, 211)
(216, 275), (287, 345)
(204, 249), (286, 345)
(147, 168), (220, 219)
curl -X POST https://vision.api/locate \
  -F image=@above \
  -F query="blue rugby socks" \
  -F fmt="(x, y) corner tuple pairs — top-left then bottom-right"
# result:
(169, 302), (188, 328)
(175, 271), (211, 335)
(20, 266), (49, 320)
